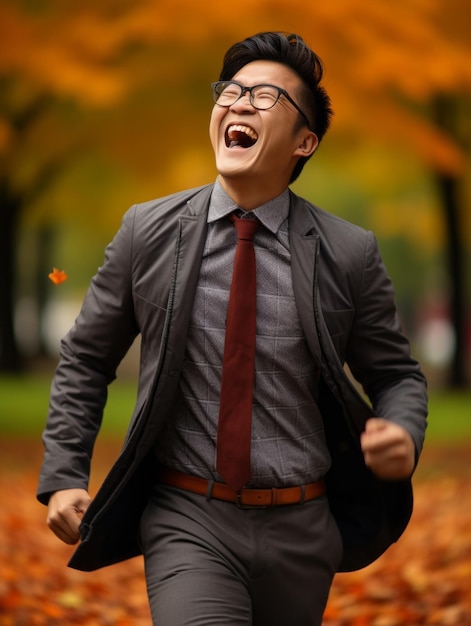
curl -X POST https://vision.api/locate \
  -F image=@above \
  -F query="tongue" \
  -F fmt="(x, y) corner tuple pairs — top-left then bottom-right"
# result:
(228, 130), (255, 148)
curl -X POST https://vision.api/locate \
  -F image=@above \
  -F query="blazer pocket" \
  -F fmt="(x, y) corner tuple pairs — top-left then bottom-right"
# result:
(322, 309), (354, 359)
(133, 290), (168, 342)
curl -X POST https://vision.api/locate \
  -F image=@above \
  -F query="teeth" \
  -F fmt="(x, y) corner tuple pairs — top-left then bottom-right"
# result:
(227, 124), (258, 142)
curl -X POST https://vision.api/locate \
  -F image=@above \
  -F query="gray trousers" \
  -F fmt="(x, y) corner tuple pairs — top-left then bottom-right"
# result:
(139, 483), (343, 626)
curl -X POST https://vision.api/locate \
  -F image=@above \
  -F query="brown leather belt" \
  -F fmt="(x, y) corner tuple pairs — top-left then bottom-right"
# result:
(157, 468), (326, 508)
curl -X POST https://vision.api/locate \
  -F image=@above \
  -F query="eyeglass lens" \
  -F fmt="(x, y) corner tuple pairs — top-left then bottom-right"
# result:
(214, 83), (280, 110)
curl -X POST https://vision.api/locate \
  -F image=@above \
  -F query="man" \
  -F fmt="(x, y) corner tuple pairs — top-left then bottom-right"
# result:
(38, 32), (427, 625)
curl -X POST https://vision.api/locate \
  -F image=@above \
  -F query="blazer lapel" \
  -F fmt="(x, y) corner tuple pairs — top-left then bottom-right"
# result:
(162, 188), (211, 374)
(288, 192), (374, 432)
(288, 193), (322, 365)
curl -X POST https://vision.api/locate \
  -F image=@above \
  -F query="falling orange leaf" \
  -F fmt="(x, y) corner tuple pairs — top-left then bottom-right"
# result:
(48, 267), (68, 285)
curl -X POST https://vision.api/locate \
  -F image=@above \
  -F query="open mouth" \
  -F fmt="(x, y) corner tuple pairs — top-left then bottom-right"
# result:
(225, 124), (258, 148)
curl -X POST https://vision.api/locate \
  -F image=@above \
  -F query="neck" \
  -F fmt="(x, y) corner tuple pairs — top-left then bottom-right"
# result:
(217, 175), (289, 211)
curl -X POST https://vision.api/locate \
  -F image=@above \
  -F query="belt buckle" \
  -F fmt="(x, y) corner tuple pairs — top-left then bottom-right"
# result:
(236, 490), (268, 509)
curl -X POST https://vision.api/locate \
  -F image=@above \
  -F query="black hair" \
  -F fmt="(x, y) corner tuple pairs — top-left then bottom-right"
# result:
(219, 32), (333, 182)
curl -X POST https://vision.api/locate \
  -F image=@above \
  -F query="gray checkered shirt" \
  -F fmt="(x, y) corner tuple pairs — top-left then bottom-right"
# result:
(154, 181), (331, 487)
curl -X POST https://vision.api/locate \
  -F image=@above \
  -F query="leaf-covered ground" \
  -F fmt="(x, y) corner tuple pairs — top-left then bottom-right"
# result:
(1, 440), (470, 625)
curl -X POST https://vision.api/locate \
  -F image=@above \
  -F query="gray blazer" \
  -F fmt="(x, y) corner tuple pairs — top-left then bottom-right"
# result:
(38, 183), (427, 572)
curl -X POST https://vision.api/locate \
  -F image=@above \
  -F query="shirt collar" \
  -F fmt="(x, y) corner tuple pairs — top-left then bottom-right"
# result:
(208, 179), (290, 235)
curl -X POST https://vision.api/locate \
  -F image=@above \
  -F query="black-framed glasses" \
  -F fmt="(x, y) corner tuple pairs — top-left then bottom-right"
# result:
(211, 80), (310, 128)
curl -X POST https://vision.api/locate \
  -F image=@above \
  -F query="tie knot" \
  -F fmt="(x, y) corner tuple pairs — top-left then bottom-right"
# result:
(231, 213), (259, 241)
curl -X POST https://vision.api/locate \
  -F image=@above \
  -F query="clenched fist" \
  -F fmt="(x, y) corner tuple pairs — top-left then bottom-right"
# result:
(47, 488), (91, 545)
(361, 418), (415, 480)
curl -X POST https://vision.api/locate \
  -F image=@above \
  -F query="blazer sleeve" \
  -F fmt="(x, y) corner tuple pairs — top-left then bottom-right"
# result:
(345, 231), (428, 457)
(37, 206), (139, 504)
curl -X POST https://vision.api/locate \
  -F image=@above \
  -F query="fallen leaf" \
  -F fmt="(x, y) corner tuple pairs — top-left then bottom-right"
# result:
(0, 441), (470, 625)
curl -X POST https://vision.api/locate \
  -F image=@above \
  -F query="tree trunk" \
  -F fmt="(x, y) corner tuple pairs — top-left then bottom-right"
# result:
(435, 171), (467, 387)
(36, 225), (56, 357)
(433, 95), (468, 388)
(0, 184), (23, 372)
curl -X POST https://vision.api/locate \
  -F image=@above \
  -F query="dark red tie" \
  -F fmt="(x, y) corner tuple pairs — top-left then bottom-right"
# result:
(217, 214), (259, 492)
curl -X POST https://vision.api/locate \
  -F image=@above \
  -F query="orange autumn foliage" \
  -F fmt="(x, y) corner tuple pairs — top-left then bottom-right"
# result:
(0, 0), (470, 173)
(1, 441), (470, 624)
(0, 0), (470, 374)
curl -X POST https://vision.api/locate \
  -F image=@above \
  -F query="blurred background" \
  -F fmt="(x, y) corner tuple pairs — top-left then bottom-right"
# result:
(0, 0), (471, 387)
(0, 0), (470, 388)
(1, 2), (470, 623)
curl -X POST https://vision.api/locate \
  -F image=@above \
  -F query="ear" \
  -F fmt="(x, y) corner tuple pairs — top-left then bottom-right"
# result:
(293, 130), (318, 158)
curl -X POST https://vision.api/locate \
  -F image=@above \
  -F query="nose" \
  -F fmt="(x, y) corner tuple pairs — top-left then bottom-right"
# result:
(229, 90), (255, 113)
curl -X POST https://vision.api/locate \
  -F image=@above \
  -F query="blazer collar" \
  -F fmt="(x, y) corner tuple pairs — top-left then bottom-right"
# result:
(288, 189), (318, 238)
(183, 184), (318, 240)
(185, 183), (214, 218)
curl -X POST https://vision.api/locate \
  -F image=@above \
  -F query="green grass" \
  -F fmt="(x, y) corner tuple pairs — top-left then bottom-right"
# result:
(0, 375), (136, 438)
(0, 374), (470, 442)
(424, 392), (471, 441)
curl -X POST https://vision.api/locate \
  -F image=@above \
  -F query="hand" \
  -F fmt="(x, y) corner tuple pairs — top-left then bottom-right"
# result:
(47, 489), (91, 545)
(360, 418), (415, 480)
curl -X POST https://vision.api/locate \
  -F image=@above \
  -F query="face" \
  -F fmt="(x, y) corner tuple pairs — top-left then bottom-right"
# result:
(209, 60), (318, 204)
